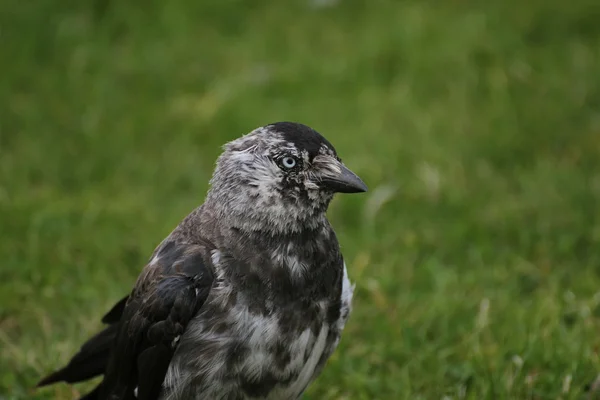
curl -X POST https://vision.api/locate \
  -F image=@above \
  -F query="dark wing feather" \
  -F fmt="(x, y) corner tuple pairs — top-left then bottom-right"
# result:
(136, 343), (172, 400)
(36, 240), (215, 400)
(99, 241), (214, 400)
(37, 314), (122, 387)
(101, 295), (129, 324)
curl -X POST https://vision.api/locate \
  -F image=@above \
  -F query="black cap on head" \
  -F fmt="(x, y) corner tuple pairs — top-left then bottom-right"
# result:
(267, 122), (338, 159)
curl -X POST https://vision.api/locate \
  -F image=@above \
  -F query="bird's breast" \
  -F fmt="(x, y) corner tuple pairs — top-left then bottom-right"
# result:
(163, 264), (354, 399)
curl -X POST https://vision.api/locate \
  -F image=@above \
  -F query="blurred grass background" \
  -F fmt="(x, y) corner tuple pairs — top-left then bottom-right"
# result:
(2, 0), (600, 398)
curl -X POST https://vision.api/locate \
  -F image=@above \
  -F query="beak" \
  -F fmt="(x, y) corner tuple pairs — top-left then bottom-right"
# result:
(320, 163), (368, 194)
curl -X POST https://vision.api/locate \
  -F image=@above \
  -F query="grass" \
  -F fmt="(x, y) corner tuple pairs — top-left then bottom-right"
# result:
(2, 0), (600, 398)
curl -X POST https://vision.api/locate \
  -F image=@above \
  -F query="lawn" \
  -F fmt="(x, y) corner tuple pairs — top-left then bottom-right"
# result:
(2, 0), (600, 398)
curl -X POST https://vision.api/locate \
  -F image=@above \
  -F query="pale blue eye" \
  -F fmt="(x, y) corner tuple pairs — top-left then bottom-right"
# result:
(281, 157), (297, 169)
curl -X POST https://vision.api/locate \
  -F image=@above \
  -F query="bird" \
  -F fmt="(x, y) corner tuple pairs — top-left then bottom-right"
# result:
(37, 121), (368, 400)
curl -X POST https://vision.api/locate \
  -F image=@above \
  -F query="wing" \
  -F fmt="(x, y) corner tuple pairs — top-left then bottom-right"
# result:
(37, 295), (129, 391)
(36, 321), (119, 388)
(99, 240), (215, 400)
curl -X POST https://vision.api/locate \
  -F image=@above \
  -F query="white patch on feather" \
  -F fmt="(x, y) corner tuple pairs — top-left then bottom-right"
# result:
(164, 298), (282, 397)
(210, 249), (221, 266)
(341, 263), (354, 312)
(171, 335), (181, 348)
(288, 324), (330, 398)
(271, 242), (309, 278)
(163, 360), (182, 394)
(149, 253), (161, 266)
(286, 254), (309, 277)
(337, 262), (355, 336)
(312, 153), (342, 177)
(233, 301), (282, 380)
(284, 328), (313, 373)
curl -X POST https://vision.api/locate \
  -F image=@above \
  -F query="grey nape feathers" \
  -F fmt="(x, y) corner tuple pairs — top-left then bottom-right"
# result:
(37, 122), (368, 400)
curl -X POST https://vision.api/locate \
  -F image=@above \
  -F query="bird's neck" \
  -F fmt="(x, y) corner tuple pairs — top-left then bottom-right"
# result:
(205, 190), (329, 236)
(181, 203), (341, 296)
(224, 218), (342, 291)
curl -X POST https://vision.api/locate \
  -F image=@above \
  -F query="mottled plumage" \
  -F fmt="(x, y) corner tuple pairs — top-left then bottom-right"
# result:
(37, 122), (367, 400)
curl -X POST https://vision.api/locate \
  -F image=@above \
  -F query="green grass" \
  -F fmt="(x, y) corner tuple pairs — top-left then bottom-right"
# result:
(2, 0), (600, 398)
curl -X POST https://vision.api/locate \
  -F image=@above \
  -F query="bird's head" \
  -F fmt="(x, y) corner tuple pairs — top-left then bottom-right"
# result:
(207, 122), (367, 234)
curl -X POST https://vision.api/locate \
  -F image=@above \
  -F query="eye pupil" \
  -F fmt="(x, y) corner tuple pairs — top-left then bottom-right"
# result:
(282, 157), (296, 168)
